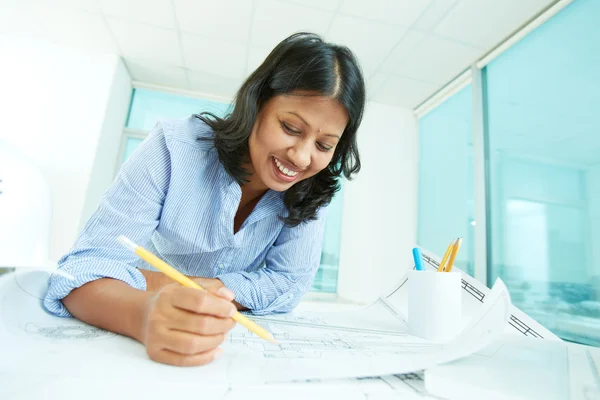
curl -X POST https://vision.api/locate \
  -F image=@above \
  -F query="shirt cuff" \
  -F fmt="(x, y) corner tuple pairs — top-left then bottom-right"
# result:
(217, 271), (299, 315)
(43, 258), (147, 317)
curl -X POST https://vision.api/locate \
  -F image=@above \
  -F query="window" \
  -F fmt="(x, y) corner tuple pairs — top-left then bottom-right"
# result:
(119, 87), (344, 294)
(417, 84), (475, 276)
(485, 0), (600, 346)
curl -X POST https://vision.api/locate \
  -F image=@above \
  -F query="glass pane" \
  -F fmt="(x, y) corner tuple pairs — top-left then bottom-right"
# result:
(417, 84), (475, 276)
(122, 137), (144, 162)
(485, 0), (600, 345)
(311, 184), (345, 293)
(126, 88), (231, 130)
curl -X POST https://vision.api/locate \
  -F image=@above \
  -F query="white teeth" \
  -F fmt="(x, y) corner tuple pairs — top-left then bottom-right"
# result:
(274, 158), (299, 177)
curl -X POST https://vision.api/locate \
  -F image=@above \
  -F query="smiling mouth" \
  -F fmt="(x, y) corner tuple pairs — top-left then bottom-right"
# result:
(272, 157), (301, 183)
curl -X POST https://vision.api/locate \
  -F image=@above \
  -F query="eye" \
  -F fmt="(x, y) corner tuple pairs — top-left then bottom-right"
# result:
(281, 121), (301, 135)
(317, 143), (333, 153)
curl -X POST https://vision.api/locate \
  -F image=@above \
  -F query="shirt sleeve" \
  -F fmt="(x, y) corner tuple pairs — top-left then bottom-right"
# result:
(43, 123), (171, 317)
(217, 206), (328, 315)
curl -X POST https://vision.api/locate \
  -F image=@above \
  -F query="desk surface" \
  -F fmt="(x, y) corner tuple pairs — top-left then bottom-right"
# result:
(0, 271), (598, 400)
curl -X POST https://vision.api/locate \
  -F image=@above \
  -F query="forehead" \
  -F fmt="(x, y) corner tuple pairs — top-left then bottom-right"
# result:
(267, 93), (349, 130)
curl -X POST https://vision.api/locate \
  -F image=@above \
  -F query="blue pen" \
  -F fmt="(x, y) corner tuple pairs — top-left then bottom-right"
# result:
(412, 247), (425, 271)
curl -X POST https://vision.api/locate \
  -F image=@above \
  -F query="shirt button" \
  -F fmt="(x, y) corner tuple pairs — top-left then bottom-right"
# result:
(218, 263), (225, 269)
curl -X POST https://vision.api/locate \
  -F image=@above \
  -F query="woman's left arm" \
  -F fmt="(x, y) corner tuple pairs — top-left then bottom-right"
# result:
(216, 207), (328, 315)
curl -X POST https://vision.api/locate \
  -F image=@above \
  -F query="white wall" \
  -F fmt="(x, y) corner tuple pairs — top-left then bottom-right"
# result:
(79, 60), (132, 230)
(337, 102), (418, 304)
(0, 35), (131, 261)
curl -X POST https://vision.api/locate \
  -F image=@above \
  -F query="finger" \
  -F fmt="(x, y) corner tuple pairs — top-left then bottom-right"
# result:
(162, 329), (226, 355)
(171, 308), (236, 335)
(194, 280), (235, 301)
(215, 287), (235, 301)
(170, 287), (236, 318)
(150, 347), (223, 367)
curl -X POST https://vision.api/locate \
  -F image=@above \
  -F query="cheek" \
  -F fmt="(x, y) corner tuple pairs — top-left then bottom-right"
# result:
(309, 153), (334, 174)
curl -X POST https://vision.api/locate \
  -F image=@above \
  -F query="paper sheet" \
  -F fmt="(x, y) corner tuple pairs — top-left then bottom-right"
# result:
(425, 334), (600, 400)
(0, 269), (510, 385)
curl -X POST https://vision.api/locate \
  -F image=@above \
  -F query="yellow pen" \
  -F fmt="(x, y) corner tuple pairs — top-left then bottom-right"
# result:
(117, 235), (278, 344)
(436, 239), (456, 272)
(445, 237), (463, 273)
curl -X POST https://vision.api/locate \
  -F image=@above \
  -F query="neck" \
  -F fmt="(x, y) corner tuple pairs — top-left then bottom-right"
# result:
(240, 178), (268, 210)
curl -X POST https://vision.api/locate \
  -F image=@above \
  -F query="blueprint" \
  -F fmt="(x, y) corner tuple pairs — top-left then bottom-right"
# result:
(0, 263), (510, 386)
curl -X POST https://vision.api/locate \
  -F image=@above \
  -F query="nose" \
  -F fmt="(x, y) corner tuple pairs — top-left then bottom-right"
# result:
(288, 139), (311, 169)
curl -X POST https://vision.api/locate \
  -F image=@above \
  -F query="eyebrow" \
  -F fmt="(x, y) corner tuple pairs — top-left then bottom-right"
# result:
(285, 111), (341, 139)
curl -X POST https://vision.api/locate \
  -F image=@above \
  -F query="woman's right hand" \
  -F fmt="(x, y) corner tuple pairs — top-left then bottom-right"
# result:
(140, 283), (237, 366)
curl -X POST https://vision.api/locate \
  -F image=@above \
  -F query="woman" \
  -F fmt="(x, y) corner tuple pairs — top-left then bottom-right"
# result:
(44, 32), (365, 366)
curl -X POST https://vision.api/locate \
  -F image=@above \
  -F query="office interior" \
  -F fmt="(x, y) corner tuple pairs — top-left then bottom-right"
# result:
(0, 0), (598, 351)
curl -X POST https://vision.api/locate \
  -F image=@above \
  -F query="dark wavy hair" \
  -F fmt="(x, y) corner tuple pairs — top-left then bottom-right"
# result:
(196, 32), (365, 226)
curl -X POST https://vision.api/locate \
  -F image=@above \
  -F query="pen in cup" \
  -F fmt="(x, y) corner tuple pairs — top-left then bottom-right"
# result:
(412, 247), (425, 271)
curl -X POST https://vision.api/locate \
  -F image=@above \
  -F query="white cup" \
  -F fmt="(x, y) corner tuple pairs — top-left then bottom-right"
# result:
(408, 269), (462, 342)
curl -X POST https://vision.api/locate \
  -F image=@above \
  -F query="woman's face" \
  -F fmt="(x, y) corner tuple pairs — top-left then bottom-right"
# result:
(248, 93), (349, 192)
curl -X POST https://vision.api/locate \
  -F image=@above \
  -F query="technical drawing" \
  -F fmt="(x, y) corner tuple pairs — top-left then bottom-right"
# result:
(24, 323), (115, 340)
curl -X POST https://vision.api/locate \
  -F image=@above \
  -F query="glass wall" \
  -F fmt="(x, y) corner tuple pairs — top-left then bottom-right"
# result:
(485, 0), (600, 345)
(121, 88), (344, 294)
(417, 84), (475, 276)
(418, 0), (600, 346)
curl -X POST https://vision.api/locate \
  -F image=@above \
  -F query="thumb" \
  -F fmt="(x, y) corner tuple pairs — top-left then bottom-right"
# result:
(214, 287), (235, 301)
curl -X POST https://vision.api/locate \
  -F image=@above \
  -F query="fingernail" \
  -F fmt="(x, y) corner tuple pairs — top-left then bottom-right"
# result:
(217, 287), (235, 301)
(213, 348), (223, 360)
(228, 306), (236, 317)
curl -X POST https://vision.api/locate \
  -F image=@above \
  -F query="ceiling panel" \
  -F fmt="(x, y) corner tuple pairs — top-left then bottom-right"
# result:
(29, 0), (102, 13)
(31, 3), (118, 54)
(380, 29), (427, 74)
(284, 0), (341, 11)
(394, 34), (482, 84)
(0, 1), (45, 38)
(434, 0), (554, 49)
(100, 0), (176, 29)
(340, 0), (432, 26)
(414, 0), (458, 32)
(187, 70), (242, 99)
(327, 14), (408, 78)
(107, 17), (183, 65)
(372, 75), (439, 108)
(126, 59), (189, 89)
(181, 32), (247, 78)
(251, 0), (333, 49)
(366, 72), (388, 100)
(246, 45), (272, 75)
(174, 0), (253, 43)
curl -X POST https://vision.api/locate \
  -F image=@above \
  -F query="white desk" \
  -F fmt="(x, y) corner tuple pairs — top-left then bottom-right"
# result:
(0, 271), (598, 400)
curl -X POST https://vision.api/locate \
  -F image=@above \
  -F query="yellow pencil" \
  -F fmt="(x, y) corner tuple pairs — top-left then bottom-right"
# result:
(436, 239), (456, 272)
(444, 237), (463, 273)
(117, 235), (278, 344)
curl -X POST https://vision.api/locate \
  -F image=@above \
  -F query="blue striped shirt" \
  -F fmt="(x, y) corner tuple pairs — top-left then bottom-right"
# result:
(43, 117), (327, 317)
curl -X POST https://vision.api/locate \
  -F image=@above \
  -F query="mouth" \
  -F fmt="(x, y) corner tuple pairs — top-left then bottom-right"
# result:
(271, 156), (301, 183)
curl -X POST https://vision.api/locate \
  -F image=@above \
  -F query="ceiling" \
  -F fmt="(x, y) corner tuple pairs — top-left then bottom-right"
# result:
(0, 0), (554, 109)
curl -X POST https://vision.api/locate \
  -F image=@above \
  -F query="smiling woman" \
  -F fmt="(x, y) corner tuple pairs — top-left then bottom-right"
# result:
(44, 32), (366, 367)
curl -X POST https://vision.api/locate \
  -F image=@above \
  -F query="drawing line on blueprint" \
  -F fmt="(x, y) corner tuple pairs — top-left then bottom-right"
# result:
(250, 315), (408, 337)
(228, 327), (441, 359)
